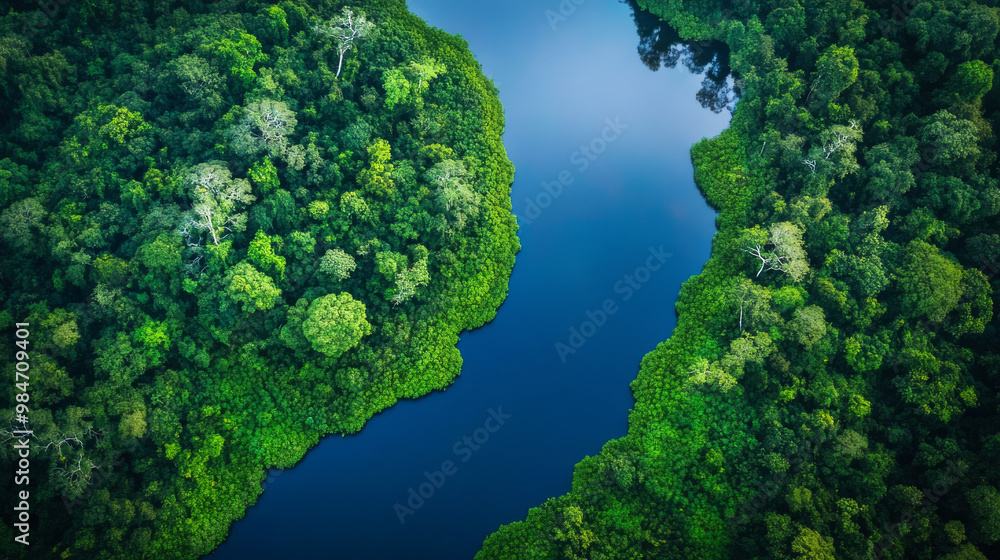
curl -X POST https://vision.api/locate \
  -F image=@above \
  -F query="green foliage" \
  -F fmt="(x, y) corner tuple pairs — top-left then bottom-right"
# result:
(919, 110), (981, 167)
(789, 305), (826, 348)
(320, 249), (357, 280)
(896, 240), (965, 322)
(301, 293), (372, 357)
(383, 67), (414, 110)
(0, 2), (519, 555)
(814, 45), (859, 105)
(224, 262), (282, 313)
(383, 58), (447, 109)
(938, 60), (994, 106)
(790, 527), (836, 560)
(358, 138), (395, 196)
(248, 157), (280, 194)
(228, 99), (297, 159)
(180, 161), (255, 246)
(967, 485), (1000, 544)
(478, 1), (1000, 559)
(247, 230), (286, 280)
(198, 30), (267, 89)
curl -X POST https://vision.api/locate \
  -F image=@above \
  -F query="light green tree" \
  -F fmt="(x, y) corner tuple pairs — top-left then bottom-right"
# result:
(167, 54), (224, 108)
(118, 408), (147, 439)
(685, 357), (737, 392)
(967, 485), (1000, 544)
(0, 197), (45, 252)
(409, 58), (446, 92)
(790, 527), (836, 560)
(812, 44), (859, 105)
(198, 30), (267, 88)
(320, 249), (356, 280)
(806, 122), (862, 179)
(790, 305), (827, 348)
(302, 293), (371, 357)
(383, 67), (413, 110)
(425, 159), (481, 230)
(340, 191), (375, 223)
(375, 248), (430, 304)
(357, 138), (395, 197)
(938, 60), (994, 106)
(248, 157), (280, 193)
(224, 262), (282, 313)
(920, 110), (980, 165)
(248, 230), (286, 280)
(383, 58), (446, 109)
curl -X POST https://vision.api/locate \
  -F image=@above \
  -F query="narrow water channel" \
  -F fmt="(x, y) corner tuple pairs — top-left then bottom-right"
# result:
(210, 1), (733, 558)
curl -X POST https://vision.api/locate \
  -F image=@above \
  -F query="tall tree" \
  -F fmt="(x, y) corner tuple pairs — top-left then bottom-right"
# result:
(313, 7), (376, 78)
(746, 221), (810, 281)
(178, 162), (255, 246)
(228, 99), (297, 159)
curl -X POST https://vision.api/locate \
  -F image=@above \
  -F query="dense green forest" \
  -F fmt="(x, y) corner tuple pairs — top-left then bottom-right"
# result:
(478, 0), (1000, 559)
(0, 0), (518, 557)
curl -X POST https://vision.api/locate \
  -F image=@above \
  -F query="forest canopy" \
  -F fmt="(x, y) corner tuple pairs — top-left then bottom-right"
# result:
(0, 0), (518, 557)
(477, 1), (1000, 559)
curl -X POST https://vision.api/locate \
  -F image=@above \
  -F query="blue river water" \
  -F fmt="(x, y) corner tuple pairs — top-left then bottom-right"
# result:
(210, 1), (732, 558)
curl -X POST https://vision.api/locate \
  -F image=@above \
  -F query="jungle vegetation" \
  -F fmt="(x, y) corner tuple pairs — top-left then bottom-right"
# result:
(477, 0), (1000, 559)
(0, 0), (518, 557)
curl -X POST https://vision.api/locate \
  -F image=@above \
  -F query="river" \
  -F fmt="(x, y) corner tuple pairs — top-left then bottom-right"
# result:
(209, 1), (732, 558)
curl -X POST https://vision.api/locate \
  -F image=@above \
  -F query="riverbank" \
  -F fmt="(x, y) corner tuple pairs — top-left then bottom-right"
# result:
(209, 0), (733, 557)
(478, 0), (1000, 558)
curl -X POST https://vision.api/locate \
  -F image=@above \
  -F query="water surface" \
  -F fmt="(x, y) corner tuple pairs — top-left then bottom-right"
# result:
(210, 1), (732, 558)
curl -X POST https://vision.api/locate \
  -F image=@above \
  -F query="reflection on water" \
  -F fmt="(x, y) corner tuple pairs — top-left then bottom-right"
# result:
(626, 0), (738, 114)
(210, 1), (734, 558)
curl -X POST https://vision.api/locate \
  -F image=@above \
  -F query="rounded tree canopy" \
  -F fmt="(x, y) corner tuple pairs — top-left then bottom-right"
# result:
(897, 239), (964, 322)
(302, 292), (372, 357)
